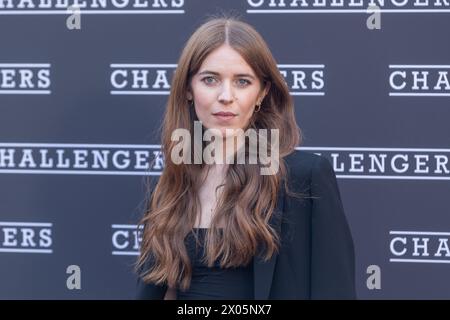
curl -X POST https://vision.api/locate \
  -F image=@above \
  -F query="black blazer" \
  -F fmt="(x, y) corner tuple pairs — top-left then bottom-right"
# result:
(136, 150), (356, 299)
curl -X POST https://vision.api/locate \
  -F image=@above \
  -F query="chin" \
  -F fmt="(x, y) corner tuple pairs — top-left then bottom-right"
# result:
(221, 126), (241, 136)
(222, 130), (236, 138)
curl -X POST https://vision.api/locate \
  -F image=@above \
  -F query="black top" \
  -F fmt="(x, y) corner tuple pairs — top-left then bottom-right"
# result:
(176, 228), (254, 300)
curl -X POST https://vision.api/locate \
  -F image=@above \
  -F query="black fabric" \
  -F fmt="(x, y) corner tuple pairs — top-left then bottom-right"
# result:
(176, 228), (254, 300)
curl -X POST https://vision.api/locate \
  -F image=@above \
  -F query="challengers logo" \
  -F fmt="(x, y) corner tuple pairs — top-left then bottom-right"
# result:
(300, 147), (450, 180)
(0, 143), (164, 175)
(0, 63), (51, 95)
(246, 0), (450, 13)
(279, 64), (325, 96)
(111, 224), (141, 256)
(110, 64), (176, 95)
(0, 0), (185, 14)
(389, 65), (450, 97)
(390, 230), (450, 263)
(0, 221), (53, 253)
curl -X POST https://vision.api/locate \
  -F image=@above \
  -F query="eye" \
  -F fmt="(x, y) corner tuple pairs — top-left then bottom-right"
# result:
(201, 76), (217, 85)
(237, 79), (251, 86)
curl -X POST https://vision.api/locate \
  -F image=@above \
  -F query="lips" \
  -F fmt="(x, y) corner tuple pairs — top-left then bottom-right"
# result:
(213, 112), (236, 116)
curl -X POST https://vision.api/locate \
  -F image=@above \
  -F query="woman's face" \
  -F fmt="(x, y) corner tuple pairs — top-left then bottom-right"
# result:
(187, 44), (269, 138)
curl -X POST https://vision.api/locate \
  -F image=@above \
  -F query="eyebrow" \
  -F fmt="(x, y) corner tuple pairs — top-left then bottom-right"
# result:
(197, 70), (256, 80)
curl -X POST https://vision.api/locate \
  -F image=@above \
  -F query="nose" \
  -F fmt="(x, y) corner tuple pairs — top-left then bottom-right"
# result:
(218, 81), (235, 104)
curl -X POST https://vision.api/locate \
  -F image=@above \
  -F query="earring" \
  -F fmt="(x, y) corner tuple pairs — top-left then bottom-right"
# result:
(188, 99), (194, 107)
(254, 102), (261, 113)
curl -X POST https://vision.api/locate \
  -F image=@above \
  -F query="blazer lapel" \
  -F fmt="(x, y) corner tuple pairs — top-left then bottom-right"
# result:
(253, 184), (285, 300)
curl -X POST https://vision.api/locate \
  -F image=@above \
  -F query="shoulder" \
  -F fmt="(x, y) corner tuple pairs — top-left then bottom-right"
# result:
(282, 150), (340, 200)
(283, 149), (334, 182)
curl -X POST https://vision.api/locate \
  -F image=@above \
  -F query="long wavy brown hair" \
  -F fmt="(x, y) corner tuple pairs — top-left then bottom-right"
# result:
(136, 14), (303, 291)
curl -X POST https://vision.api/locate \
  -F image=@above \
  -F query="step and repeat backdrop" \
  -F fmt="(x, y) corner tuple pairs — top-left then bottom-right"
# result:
(1, 0), (449, 299)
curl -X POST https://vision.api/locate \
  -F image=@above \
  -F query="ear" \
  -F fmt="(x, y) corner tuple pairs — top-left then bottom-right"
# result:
(186, 91), (193, 100)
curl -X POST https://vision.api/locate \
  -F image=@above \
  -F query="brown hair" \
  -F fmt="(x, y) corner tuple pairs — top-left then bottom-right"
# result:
(136, 13), (303, 291)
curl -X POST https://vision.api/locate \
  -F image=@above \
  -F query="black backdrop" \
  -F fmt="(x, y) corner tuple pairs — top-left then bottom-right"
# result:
(1, 0), (450, 299)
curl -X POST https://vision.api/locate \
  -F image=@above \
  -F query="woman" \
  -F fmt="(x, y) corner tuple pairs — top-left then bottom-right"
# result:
(136, 15), (356, 300)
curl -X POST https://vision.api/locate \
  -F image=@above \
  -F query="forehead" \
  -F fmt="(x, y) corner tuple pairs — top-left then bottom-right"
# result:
(198, 45), (255, 76)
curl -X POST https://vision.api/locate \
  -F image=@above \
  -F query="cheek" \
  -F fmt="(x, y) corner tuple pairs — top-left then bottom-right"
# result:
(193, 87), (215, 109)
(240, 96), (257, 115)
(244, 98), (256, 111)
(239, 108), (254, 127)
(193, 98), (214, 124)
